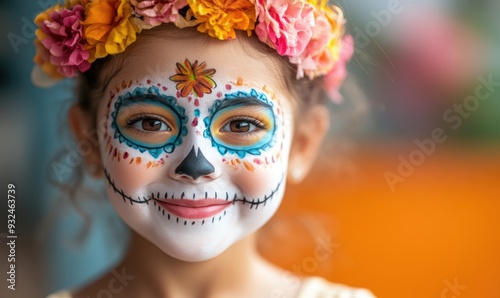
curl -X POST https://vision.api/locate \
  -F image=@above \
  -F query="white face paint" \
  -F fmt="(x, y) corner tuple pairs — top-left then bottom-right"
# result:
(96, 36), (295, 262)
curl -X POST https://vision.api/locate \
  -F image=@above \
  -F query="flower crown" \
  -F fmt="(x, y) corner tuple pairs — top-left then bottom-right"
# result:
(33, 0), (354, 102)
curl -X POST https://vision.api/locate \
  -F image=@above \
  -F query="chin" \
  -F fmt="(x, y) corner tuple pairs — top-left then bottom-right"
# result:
(151, 234), (236, 263)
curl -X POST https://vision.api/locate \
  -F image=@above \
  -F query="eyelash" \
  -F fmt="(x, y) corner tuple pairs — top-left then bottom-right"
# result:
(125, 114), (172, 132)
(220, 116), (268, 132)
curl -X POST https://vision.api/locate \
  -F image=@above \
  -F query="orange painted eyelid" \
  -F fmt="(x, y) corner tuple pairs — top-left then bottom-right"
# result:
(116, 105), (179, 130)
(219, 116), (270, 129)
(210, 110), (274, 130)
(116, 112), (180, 146)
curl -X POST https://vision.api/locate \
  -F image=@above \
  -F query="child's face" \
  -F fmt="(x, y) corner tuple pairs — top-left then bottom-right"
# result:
(96, 33), (296, 262)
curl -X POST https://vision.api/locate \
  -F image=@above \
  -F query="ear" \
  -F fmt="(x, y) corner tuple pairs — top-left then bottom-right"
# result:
(68, 105), (103, 178)
(287, 104), (329, 184)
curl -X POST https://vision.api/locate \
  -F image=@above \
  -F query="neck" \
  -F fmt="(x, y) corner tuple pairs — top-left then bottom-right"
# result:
(120, 230), (264, 298)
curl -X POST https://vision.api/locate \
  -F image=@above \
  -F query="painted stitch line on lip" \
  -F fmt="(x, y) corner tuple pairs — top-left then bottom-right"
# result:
(104, 168), (283, 210)
(156, 199), (230, 208)
(156, 199), (231, 219)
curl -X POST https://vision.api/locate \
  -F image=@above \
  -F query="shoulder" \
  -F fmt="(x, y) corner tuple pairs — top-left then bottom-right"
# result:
(45, 291), (73, 298)
(297, 277), (376, 298)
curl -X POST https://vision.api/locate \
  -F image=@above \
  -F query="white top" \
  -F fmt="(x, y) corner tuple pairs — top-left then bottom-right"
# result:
(46, 277), (376, 298)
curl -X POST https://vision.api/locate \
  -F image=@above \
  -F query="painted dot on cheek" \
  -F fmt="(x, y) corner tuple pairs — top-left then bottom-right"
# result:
(217, 92), (223, 98)
(147, 79), (152, 84)
(136, 157), (142, 164)
(194, 98), (200, 107)
(123, 152), (129, 159)
(243, 161), (255, 172)
(225, 84), (232, 90)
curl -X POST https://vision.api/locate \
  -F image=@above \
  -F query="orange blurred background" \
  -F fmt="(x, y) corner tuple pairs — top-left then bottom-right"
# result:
(260, 144), (500, 298)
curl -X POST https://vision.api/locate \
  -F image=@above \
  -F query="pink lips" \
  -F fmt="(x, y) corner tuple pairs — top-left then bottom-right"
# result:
(157, 199), (231, 219)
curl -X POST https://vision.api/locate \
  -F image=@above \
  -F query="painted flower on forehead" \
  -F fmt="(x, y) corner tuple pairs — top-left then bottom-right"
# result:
(130, 0), (188, 26)
(169, 59), (217, 97)
(82, 0), (141, 61)
(187, 0), (257, 40)
(255, 0), (314, 57)
(34, 3), (90, 78)
(290, 3), (345, 79)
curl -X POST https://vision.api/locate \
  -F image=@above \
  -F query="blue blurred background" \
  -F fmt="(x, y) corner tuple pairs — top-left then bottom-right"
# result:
(0, 0), (498, 297)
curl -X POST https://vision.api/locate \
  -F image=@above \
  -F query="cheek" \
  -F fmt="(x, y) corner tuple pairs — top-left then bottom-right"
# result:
(99, 123), (170, 193)
(222, 139), (289, 198)
(234, 164), (285, 199)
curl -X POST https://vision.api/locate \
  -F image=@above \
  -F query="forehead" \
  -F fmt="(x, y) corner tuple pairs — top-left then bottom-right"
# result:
(103, 31), (286, 97)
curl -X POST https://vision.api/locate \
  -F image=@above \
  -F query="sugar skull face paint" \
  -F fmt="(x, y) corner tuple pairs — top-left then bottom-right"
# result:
(96, 36), (295, 262)
(111, 86), (188, 158)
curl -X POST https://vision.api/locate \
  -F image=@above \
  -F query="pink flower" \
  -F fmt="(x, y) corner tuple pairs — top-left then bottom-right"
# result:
(290, 12), (337, 79)
(131, 0), (188, 26)
(323, 35), (354, 103)
(39, 5), (90, 78)
(255, 0), (314, 57)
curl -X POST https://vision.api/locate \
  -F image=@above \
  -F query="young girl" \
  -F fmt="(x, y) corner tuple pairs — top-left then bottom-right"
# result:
(34, 1), (376, 297)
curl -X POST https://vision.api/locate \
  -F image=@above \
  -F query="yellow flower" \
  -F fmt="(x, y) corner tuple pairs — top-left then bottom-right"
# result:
(187, 0), (256, 40)
(169, 59), (217, 97)
(82, 0), (141, 61)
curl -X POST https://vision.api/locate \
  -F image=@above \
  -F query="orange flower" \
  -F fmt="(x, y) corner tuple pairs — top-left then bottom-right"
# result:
(187, 0), (256, 40)
(82, 0), (141, 61)
(169, 59), (217, 97)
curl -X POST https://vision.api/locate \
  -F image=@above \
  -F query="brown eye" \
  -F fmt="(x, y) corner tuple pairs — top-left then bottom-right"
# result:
(221, 118), (263, 134)
(229, 120), (250, 132)
(131, 118), (171, 132)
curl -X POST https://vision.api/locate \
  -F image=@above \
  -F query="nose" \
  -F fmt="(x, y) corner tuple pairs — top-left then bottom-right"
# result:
(173, 146), (218, 181)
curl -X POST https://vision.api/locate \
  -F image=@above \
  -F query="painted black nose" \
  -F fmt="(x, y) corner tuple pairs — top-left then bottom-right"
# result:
(175, 146), (215, 180)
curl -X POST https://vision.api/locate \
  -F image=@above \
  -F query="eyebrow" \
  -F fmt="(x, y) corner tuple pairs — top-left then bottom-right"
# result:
(216, 97), (272, 111)
(119, 93), (175, 108)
